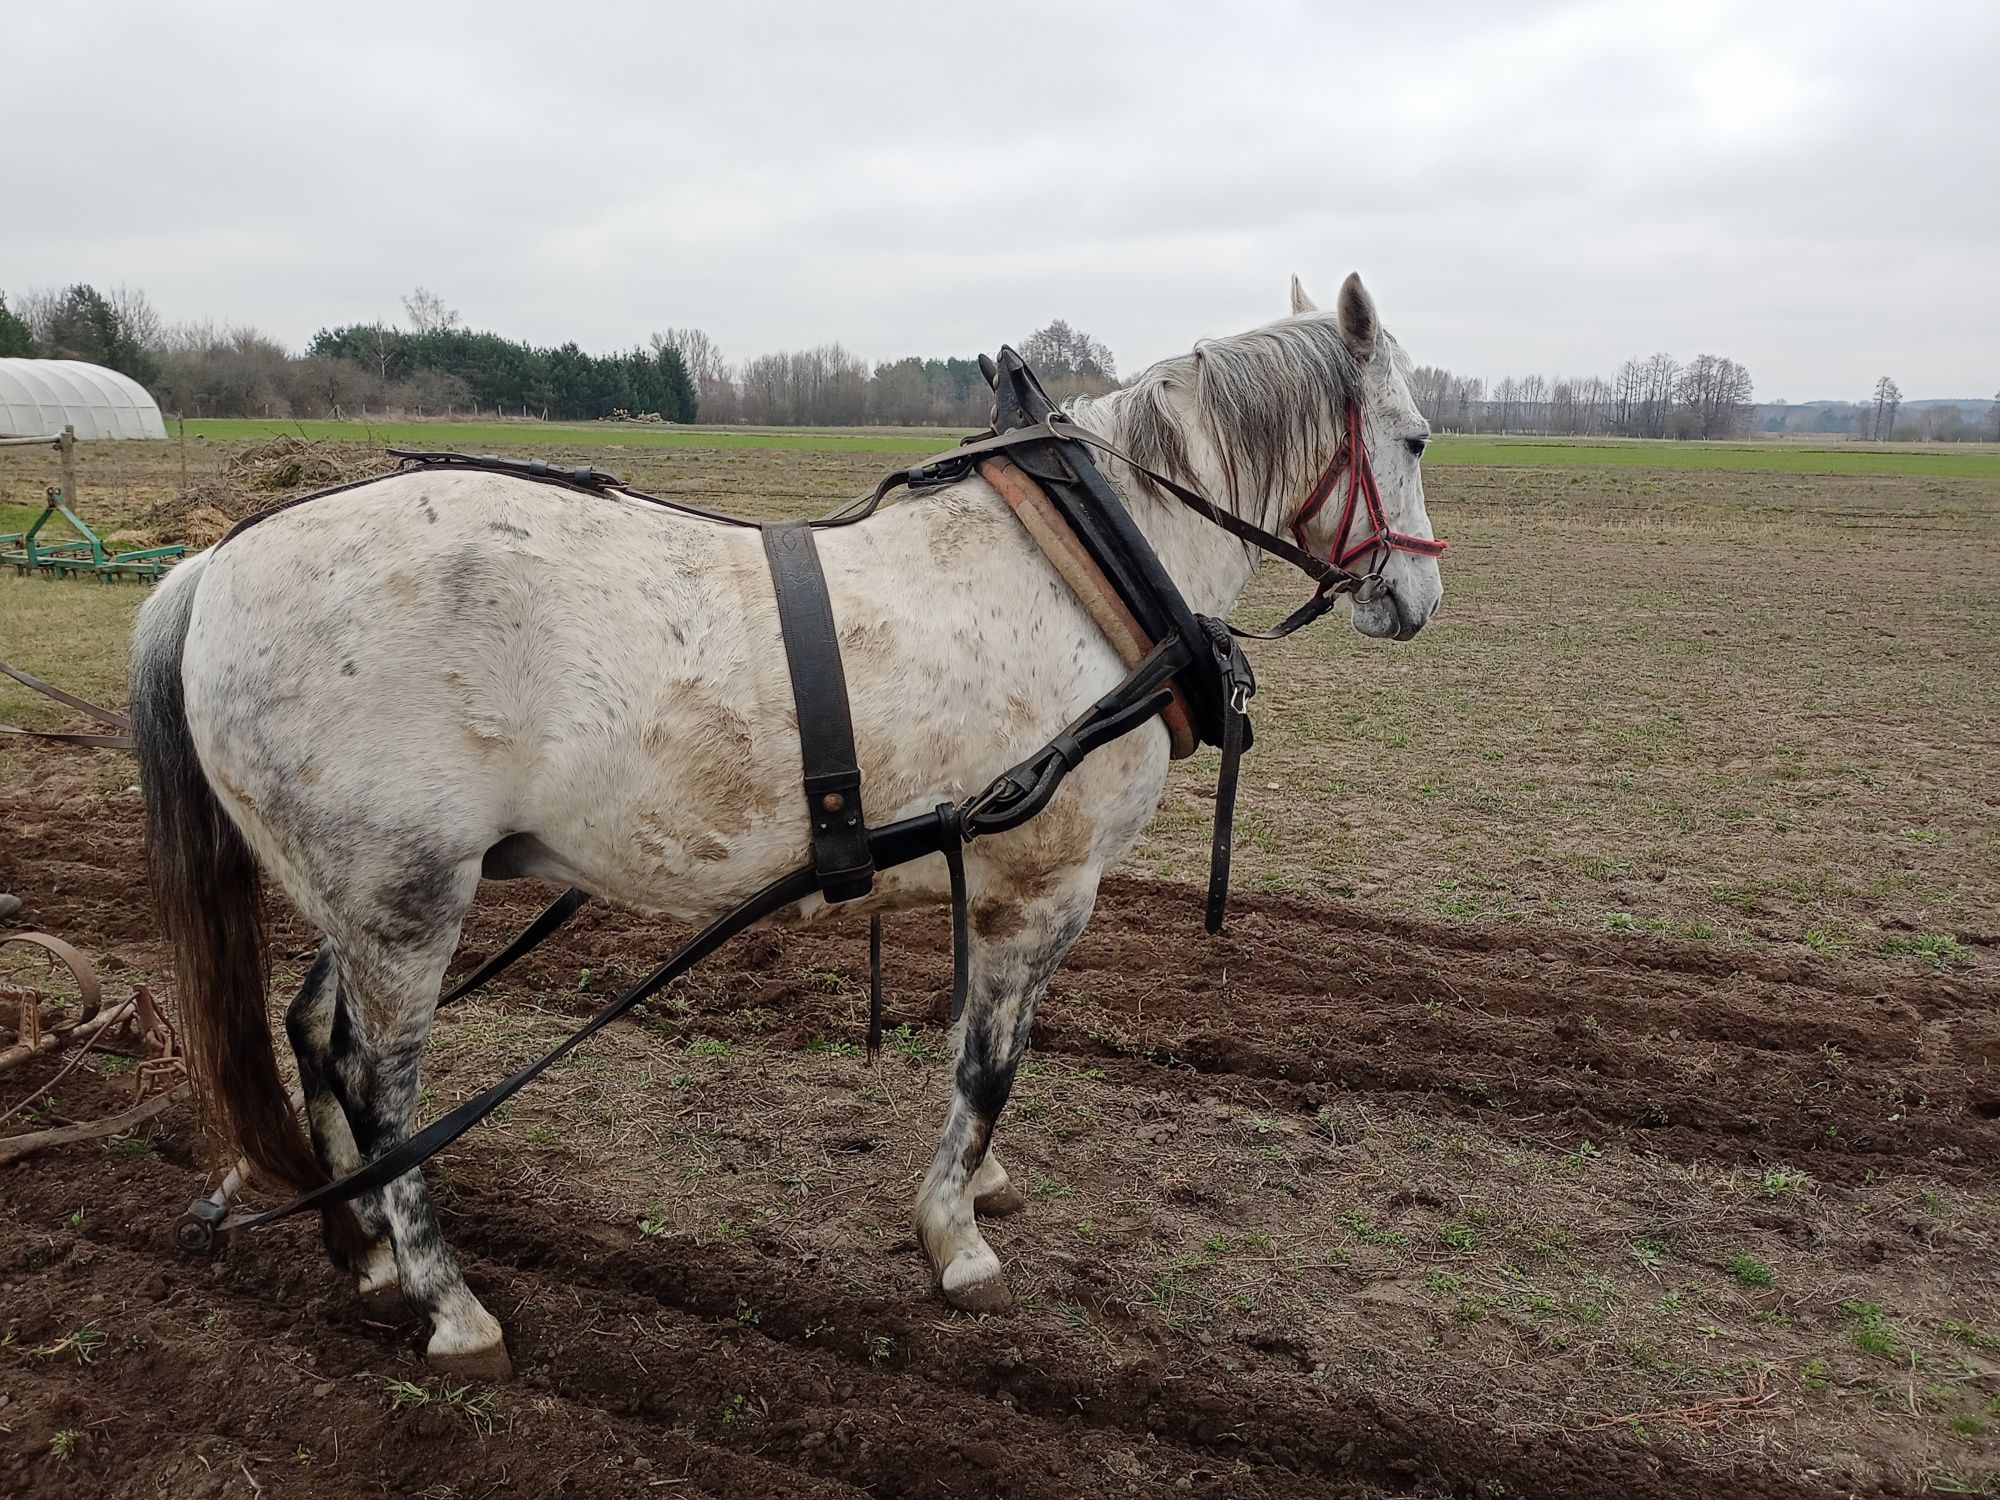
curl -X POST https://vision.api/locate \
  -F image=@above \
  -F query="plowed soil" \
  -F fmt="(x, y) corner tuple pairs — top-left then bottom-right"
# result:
(3, 766), (1997, 1499)
(5, 440), (1998, 1496)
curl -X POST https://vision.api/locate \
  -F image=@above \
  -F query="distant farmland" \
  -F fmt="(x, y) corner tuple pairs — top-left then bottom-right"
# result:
(174, 417), (2000, 479)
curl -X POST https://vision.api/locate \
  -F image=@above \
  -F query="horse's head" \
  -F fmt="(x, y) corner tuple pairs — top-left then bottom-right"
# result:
(1288, 274), (1443, 642)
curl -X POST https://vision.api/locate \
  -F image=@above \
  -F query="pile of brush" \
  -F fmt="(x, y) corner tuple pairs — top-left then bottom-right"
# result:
(132, 437), (398, 548)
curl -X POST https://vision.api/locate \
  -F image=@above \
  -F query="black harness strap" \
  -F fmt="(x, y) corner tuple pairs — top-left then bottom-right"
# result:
(438, 886), (591, 1006)
(762, 521), (874, 903)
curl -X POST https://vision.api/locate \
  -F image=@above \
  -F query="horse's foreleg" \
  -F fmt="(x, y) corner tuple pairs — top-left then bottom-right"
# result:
(914, 883), (1094, 1312)
(283, 942), (398, 1302)
(327, 915), (508, 1379)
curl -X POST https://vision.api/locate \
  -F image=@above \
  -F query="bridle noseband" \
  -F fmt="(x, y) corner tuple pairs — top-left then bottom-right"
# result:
(1292, 397), (1449, 581)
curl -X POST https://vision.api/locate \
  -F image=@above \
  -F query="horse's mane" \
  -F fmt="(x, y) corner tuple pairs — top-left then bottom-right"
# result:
(1093, 314), (1367, 531)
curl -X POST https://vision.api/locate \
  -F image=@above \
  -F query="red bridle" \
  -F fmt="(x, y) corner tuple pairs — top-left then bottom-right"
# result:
(1292, 399), (1448, 573)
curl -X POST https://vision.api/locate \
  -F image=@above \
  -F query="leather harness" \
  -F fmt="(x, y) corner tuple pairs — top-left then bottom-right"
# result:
(201, 348), (1444, 1236)
(762, 521), (875, 902)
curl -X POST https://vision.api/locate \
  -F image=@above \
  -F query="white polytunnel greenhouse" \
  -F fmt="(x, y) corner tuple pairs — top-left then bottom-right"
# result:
(0, 358), (167, 440)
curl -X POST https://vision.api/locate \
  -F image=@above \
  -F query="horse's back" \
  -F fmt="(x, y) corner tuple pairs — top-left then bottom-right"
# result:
(178, 466), (1153, 923)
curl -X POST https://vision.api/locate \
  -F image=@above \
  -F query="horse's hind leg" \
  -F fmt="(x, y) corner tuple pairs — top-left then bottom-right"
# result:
(914, 879), (1095, 1312)
(283, 942), (399, 1304)
(969, 1149), (1027, 1217)
(322, 871), (510, 1378)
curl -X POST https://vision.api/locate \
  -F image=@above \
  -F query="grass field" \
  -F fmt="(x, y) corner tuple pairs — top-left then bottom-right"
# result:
(163, 417), (2000, 478)
(1427, 434), (2000, 478)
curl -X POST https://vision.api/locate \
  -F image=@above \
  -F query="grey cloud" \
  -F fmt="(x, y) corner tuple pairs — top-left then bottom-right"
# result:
(7, 0), (1995, 399)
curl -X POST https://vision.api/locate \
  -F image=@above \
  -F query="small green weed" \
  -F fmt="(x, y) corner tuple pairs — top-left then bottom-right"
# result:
(1879, 934), (1970, 969)
(802, 1037), (860, 1058)
(1943, 1320), (1998, 1350)
(1338, 1210), (1408, 1248)
(1727, 1255), (1773, 1287)
(1762, 1168), (1810, 1197)
(1842, 1299), (1897, 1357)
(375, 1375), (501, 1434)
(36, 1322), (109, 1363)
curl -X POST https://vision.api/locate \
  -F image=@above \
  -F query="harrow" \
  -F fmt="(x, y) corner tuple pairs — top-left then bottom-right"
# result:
(0, 427), (185, 581)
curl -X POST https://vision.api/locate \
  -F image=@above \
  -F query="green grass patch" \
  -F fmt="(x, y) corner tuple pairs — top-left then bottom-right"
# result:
(1842, 1299), (1899, 1357)
(1878, 933), (1973, 969)
(1727, 1255), (1774, 1287)
(1426, 435), (2000, 479)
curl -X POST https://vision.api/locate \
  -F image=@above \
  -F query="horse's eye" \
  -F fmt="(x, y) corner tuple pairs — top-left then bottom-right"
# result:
(1405, 436), (1428, 458)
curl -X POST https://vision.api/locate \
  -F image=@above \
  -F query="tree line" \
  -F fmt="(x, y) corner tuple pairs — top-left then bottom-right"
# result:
(1407, 353), (1757, 439)
(6, 280), (1993, 441)
(0, 282), (1117, 427)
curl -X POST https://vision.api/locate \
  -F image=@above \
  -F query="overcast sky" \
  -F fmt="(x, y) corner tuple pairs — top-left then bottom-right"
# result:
(9, 0), (1996, 400)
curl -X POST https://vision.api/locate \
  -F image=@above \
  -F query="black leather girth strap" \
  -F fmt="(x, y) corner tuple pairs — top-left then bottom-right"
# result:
(762, 521), (875, 901)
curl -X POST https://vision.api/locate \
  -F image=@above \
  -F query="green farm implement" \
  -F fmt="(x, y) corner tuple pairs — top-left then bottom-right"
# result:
(1, 427), (184, 582)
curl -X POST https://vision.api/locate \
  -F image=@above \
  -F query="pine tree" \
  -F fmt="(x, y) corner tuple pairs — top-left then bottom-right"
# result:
(656, 343), (697, 422)
(0, 294), (32, 356)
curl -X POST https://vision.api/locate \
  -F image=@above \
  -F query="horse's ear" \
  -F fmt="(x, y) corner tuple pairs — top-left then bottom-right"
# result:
(1289, 275), (1317, 316)
(1336, 272), (1378, 361)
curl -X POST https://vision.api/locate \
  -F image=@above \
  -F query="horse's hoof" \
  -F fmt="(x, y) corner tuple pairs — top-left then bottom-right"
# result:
(973, 1183), (1029, 1218)
(940, 1250), (1014, 1315)
(427, 1340), (513, 1382)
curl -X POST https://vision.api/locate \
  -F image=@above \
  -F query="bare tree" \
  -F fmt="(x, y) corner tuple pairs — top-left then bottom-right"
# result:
(1020, 319), (1116, 383)
(652, 328), (729, 392)
(1405, 364), (1454, 427)
(107, 284), (165, 352)
(1636, 354), (1681, 438)
(1991, 389), (2000, 443)
(1869, 376), (1901, 442)
(11, 286), (63, 342)
(402, 286), (460, 335)
(1673, 355), (1755, 438)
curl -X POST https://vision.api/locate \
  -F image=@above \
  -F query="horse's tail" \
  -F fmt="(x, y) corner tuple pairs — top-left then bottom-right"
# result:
(131, 556), (360, 1248)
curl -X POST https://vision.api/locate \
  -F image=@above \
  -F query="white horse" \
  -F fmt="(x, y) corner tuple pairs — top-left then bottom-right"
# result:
(133, 273), (1442, 1378)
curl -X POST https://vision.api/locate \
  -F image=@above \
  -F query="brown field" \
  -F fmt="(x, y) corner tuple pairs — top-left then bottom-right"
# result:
(1, 430), (1997, 1498)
